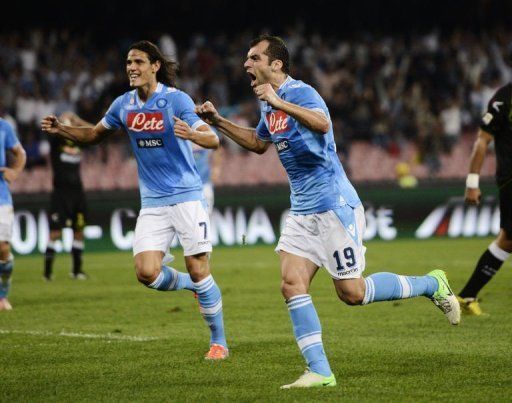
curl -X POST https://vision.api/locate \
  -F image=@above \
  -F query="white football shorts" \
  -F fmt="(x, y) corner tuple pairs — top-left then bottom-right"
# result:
(133, 200), (212, 256)
(0, 204), (14, 242)
(276, 204), (366, 279)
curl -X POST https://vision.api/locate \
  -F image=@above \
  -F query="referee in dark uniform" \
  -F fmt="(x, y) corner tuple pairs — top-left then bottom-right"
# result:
(44, 112), (88, 280)
(458, 81), (512, 315)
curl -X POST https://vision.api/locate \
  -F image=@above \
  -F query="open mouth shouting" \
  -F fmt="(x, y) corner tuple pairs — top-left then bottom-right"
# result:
(247, 72), (257, 87)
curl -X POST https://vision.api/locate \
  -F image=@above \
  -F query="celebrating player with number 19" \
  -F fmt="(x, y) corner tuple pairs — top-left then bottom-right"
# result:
(41, 40), (228, 360)
(196, 35), (460, 388)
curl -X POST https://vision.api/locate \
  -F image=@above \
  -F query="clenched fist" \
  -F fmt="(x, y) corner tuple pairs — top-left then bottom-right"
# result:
(41, 115), (62, 135)
(253, 83), (283, 108)
(195, 101), (221, 126)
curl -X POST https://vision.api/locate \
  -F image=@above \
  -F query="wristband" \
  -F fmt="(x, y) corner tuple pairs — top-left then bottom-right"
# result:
(466, 173), (479, 189)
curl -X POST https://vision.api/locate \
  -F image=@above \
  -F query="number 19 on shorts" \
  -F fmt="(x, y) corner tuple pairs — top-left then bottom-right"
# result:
(333, 247), (356, 272)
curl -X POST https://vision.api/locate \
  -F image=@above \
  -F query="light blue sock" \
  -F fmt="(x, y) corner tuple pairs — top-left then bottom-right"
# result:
(362, 272), (438, 304)
(0, 259), (14, 299)
(287, 294), (332, 377)
(194, 275), (227, 348)
(147, 266), (194, 291)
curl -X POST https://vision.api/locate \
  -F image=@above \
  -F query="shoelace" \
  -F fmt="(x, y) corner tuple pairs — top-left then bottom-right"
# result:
(431, 297), (453, 312)
(435, 298), (453, 313)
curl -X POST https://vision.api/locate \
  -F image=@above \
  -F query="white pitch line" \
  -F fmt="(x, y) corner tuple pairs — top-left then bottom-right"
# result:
(0, 329), (159, 342)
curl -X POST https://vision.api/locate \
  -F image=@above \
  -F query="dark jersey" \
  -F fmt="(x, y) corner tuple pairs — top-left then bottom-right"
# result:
(480, 83), (512, 186)
(49, 136), (83, 189)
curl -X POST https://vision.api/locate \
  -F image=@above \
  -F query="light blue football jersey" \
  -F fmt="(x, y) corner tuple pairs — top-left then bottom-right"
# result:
(256, 76), (360, 214)
(0, 118), (20, 206)
(101, 83), (208, 208)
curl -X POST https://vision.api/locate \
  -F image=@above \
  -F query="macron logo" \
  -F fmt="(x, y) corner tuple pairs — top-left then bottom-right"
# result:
(127, 112), (165, 132)
(347, 224), (356, 238)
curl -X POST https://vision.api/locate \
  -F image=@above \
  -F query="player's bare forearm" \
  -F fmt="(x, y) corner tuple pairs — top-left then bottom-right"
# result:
(195, 100), (268, 153)
(465, 130), (492, 205)
(173, 118), (219, 149)
(468, 141), (487, 174)
(215, 117), (269, 154)
(58, 125), (96, 143)
(468, 130), (493, 174)
(42, 116), (111, 145)
(60, 111), (93, 127)
(11, 144), (26, 172)
(0, 144), (26, 183)
(275, 99), (330, 134)
(61, 125), (112, 145)
(254, 83), (329, 133)
(189, 128), (219, 149)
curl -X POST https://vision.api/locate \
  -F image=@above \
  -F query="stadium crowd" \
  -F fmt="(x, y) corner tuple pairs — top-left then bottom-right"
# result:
(1, 27), (509, 190)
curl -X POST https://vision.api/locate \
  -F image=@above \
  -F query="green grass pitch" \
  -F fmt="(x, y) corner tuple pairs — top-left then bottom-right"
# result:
(1, 238), (511, 402)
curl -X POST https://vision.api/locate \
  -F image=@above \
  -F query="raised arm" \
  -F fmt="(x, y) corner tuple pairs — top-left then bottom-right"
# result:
(254, 83), (330, 134)
(59, 111), (93, 127)
(0, 143), (26, 183)
(41, 115), (114, 145)
(195, 101), (270, 154)
(464, 129), (494, 205)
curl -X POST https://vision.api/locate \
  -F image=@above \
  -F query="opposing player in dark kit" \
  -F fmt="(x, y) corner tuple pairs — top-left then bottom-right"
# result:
(458, 82), (512, 315)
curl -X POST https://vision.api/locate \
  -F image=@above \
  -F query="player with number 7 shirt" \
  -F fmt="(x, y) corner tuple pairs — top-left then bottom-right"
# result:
(41, 40), (229, 360)
(196, 35), (460, 388)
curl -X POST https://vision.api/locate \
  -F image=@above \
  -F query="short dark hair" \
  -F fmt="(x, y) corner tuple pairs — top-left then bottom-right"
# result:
(249, 35), (290, 74)
(128, 40), (178, 87)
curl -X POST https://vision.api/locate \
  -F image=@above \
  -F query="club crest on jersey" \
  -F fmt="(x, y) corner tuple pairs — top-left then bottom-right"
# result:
(266, 110), (289, 135)
(127, 112), (165, 132)
(156, 98), (167, 108)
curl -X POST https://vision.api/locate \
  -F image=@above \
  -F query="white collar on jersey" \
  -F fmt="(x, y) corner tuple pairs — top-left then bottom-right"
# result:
(133, 82), (164, 108)
(277, 75), (293, 92)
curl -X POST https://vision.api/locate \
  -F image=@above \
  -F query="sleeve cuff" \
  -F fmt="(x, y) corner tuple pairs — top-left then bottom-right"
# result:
(256, 134), (273, 142)
(100, 117), (113, 130)
(311, 107), (327, 116)
(191, 120), (207, 131)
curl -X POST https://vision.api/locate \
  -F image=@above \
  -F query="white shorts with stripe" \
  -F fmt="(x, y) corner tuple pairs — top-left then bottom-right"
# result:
(276, 204), (366, 279)
(133, 200), (212, 256)
(0, 204), (14, 242)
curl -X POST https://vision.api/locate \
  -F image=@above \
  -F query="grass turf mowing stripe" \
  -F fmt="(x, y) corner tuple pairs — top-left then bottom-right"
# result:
(0, 329), (159, 342)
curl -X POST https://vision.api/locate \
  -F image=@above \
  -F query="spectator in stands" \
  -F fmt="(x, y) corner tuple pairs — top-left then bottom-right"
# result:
(23, 127), (46, 169)
(440, 96), (462, 153)
(2, 28), (512, 187)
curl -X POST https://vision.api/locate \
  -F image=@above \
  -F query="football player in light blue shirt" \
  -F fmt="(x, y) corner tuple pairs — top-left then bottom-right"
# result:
(42, 40), (228, 360)
(197, 35), (460, 387)
(0, 118), (26, 311)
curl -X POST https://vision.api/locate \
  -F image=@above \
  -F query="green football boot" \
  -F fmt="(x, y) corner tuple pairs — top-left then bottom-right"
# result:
(428, 269), (461, 325)
(281, 369), (337, 389)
